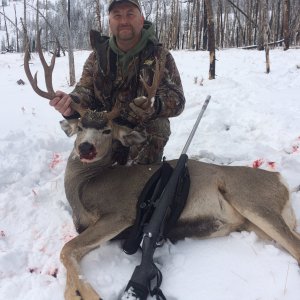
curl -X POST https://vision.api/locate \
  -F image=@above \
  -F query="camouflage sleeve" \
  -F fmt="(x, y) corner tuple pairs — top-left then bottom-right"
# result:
(155, 50), (185, 118)
(69, 51), (97, 110)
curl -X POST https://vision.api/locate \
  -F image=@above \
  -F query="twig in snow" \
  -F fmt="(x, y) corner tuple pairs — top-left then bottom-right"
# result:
(284, 262), (290, 295)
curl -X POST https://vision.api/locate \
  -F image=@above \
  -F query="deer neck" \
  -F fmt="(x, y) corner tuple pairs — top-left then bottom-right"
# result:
(66, 150), (113, 181)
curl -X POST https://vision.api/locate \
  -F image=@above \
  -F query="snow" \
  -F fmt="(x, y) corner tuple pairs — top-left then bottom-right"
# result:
(1, 45), (300, 299)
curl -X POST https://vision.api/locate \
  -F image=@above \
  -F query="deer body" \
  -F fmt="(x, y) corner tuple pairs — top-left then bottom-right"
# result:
(61, 150), (300, 300)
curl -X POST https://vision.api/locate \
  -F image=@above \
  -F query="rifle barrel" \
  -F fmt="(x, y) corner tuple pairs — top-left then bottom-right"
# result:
(181, 95), (211, 155)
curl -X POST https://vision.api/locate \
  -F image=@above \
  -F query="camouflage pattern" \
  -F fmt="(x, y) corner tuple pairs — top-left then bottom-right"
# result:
(108, 0), (141, 12)
(69, 27), (185, 164)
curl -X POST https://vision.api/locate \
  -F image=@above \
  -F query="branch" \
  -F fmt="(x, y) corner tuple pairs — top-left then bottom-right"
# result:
(241, 39), (284, 49)
(226, 0), (257, 28)
(0, 11), (22, 34)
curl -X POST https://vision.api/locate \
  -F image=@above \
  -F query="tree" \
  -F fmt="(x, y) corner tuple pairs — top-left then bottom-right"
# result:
(94, 0), (102, 33)
(61, 0), (76, 86)
(204, 0), (216, 80)
(263, 0), (270, 73)
(283, 0), (290, 50)
(13, 3), (20, 52)
(2, 5), (10, 51)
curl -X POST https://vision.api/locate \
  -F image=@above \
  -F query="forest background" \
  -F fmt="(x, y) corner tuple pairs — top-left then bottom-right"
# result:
(1, 0), (299, 54)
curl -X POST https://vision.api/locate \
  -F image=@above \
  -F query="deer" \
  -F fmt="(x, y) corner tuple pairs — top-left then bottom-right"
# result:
(24, 31), (300, 300)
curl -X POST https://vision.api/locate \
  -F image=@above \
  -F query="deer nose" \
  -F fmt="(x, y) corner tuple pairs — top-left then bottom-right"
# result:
(79, 142), (95, 156)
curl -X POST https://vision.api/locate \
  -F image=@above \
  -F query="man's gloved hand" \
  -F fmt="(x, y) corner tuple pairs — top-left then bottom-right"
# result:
(129, 96), (158, 122)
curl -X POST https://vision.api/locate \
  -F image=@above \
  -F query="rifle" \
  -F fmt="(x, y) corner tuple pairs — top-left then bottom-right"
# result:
(121, 95), (211, 300)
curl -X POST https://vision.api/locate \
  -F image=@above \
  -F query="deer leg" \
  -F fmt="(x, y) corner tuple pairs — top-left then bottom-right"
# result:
(231, 205), (300, 264)
(60, 215), (130, 300)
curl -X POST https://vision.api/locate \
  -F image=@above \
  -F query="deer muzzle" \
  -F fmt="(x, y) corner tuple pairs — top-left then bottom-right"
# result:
(78, 142), (97, 161)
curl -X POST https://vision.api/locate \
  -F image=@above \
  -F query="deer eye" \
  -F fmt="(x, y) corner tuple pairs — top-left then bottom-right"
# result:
(102, 129), (111, 135)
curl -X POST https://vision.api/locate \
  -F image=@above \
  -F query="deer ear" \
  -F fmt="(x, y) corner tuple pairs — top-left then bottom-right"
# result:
(60, 119), (79, 137)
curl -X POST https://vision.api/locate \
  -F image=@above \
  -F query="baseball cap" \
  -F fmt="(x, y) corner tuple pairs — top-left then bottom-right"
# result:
(108, 0), (141, 12)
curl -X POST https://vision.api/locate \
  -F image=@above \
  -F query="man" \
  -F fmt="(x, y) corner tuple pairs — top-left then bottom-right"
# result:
(50, 0), (185, 164)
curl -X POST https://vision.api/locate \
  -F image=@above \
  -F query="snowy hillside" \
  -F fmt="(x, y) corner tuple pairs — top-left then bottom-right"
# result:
(1, 46), (300, 299)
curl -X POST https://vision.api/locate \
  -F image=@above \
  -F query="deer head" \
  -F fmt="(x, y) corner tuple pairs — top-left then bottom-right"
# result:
(60, 111), (146, 163)
(24, 29), (147, 163)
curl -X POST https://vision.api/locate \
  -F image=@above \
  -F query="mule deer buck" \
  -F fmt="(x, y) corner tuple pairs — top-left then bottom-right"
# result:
(24, 32), (300, 300)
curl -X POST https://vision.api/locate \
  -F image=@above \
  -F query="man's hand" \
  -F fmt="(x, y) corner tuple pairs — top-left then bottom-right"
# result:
(129, 96), (156, 122)
(49, 90), (75, 117)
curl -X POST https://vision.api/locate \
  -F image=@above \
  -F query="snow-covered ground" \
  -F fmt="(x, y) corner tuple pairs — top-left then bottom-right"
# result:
(1, 47), (300, 300)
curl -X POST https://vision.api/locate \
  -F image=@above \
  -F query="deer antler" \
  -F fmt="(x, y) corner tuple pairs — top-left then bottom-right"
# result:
(24, 28), (56, 100)
(139, 52), (167, 102)
(24, 29), (87, 116)
(106, 100), (122, 121)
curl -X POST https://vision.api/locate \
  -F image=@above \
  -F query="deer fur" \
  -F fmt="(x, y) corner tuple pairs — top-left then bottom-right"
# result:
(58, 118), (300, 300)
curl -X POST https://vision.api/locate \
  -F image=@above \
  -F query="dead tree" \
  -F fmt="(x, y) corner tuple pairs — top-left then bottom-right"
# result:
(94, 0), (102, 33)
(23, 0), (29, 53)
(202, 0), (208, 49)
(263, 0), (270, 73)
(61, 0), (76, 86)
(204, 0), (216, 80)
(2, 6), (10, 51)
(283, 0), (290, 50)
(188, 0), (197, 49)
(0, 9), (23, 51)
(13, 3), (19, 52)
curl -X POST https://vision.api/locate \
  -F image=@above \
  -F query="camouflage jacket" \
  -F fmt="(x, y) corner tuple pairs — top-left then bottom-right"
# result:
(69, 22), (185, 130)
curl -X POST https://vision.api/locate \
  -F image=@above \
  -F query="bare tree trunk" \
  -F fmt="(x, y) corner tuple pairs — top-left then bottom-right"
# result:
(34, 0), (40, 53)
(216, 0), (223, 49)
(68, 0), (71, 28)
(223, 1), (229, 47)
(253, 0), (259, 46)
(188, 0), (196, 49)
(62, 0), (76, 86)
(94, 0), (102, 33)
(23, 0), (28, 53)
(275, 0), (281, 43)
(45, 0), (49, 51)
(204, 0), (216, 79)
(13, 3), (19, 52)
(283, 0), (290, 50)
(203, 0), (208, 49)
(263, 0), (270, 73)
(155, 0), (159, 36)
(169, 0), (178, 49)
(257, 0), (264, 50)
(195, 0), (201, 50)
(2, 6), (10, 51)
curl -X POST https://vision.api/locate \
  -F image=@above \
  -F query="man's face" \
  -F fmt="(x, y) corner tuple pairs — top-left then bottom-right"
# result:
(109, 2), (144, 44)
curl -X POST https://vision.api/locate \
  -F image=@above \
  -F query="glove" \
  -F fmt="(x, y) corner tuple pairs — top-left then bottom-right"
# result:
(129, 96), (160, 122)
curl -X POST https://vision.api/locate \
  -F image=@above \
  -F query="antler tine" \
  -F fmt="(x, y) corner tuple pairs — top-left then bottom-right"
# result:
(23, 29), (56, 100)
(105, 100), (121, 121)
(36, 28), (57, 97)
(140, 52), (167, 101)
